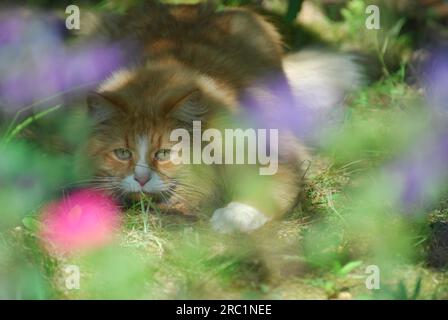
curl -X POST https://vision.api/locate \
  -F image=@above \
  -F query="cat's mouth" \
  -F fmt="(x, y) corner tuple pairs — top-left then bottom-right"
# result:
(126, 191), (166, 203)
(125, 183), (176, 203)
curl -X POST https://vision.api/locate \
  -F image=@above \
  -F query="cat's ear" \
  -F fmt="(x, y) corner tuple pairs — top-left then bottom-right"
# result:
(165, 90), (208, 122)
(87, 92), (120, 124)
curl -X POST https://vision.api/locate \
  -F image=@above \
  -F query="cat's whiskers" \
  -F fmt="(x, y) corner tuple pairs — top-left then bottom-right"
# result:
(163, 186), (188, 203)
(61, 177), (120, 192)
(171, 180), (205, 197)
(159, 191), (171, 204)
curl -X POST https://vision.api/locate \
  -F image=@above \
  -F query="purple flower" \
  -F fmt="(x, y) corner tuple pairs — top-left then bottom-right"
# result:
(0, 16), (25, 45)
(389, 130), (448, 212)
(424, 48), (448, 116)
(390, 48), (448, 213)
(240, 73), (343, 144)
(0, 10), (126, 113)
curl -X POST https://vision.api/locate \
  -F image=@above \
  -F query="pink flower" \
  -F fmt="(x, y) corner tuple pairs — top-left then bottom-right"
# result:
(40, 189), (121, 255)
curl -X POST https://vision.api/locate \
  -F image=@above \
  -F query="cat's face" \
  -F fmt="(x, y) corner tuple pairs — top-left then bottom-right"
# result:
(85, 65), (230, 200)
(87, 112), (180, 198)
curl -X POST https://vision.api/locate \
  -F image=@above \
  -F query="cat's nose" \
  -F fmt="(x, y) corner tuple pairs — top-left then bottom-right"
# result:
(134, 174), (151, 187)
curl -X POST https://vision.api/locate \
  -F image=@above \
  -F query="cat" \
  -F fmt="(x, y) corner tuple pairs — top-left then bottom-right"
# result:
(80, 2), (363, 233)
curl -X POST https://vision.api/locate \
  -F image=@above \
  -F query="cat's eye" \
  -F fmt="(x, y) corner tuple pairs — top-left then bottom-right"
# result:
(154, 149), (171, 161)
(113, 148), (132, 161)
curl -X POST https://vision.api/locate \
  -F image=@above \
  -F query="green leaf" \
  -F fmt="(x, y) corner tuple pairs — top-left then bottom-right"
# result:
(22, 216), (41, 232)
(285, 0), (303, 24)
(337, 260), (363, 276)
(410, 277), (422, 300)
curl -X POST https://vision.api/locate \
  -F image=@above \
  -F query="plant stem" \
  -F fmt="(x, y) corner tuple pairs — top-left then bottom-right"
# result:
(1, 104), (61, 146)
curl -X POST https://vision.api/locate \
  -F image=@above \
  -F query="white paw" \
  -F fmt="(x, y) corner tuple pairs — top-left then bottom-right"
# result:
(210, 202), (270, 234)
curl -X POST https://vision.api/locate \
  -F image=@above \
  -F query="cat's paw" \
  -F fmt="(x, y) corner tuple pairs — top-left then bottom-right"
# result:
(210, 202), (270, 234)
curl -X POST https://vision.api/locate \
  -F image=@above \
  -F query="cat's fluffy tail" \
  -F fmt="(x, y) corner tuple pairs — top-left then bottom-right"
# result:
(283, 50), (365, 112)
(283, 50), (365, 142)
